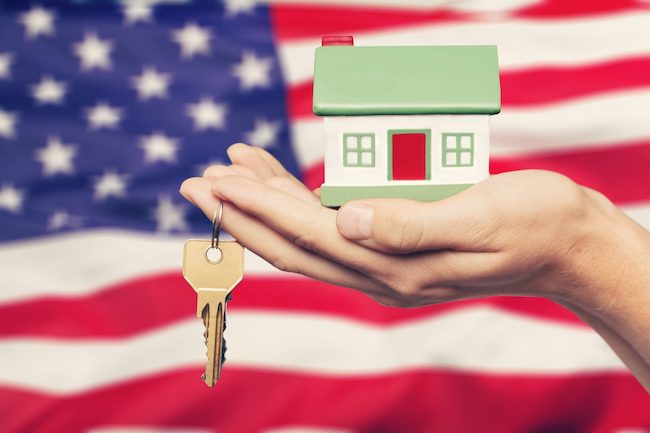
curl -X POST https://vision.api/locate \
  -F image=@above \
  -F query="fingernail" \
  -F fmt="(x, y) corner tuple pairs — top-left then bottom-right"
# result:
(337, 203), (373, 240)
(178, 181), (193, 202)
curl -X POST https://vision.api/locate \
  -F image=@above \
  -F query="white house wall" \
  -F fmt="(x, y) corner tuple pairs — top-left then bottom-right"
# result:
(323, 114), (490, 186)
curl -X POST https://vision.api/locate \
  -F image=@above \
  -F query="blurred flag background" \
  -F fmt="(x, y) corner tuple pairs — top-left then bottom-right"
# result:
(1, 0), (650, 432)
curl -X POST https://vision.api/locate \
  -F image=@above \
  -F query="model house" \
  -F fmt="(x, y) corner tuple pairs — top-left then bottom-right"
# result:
(312, 36), (501, 207)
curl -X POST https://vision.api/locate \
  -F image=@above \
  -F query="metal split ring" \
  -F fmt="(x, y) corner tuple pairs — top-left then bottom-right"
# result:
(206, 201), (224, 264)
(211, 201), (223, 250)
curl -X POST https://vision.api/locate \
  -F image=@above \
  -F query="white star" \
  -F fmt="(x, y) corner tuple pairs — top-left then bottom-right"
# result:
(0, 53), (13, 80)
(232, 50), (273, 91)
(172, 23), (211, 59)
(20, 6), (55, 39)
(123, 3), (153, 24)
(0, 184), (24, 213)
(74, 33), (113, 71)
(224, 0), (258, 16)
(93, 170), (128, 201)
(48, 210), (69, 230)
(131, 67), (171, 100)
(245, 118), (280, 148)
(187, 97), (227, 131)
(154, 195), (188, 233)
(139, 132), (178, 164)
(86, 102), (122, 129)
(31, 76), (67, 105)
(0, 109), (17, 139)
(47, 210), (82, 231)
(36, 136), (76, 176)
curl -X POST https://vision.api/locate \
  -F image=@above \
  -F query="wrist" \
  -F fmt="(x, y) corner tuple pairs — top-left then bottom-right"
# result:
(558, 187), (650, 319)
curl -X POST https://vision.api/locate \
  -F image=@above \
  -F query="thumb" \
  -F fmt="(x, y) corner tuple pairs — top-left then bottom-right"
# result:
(336, 197), (480, 253)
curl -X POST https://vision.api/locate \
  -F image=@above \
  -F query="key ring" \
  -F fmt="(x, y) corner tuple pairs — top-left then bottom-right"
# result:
(206, 201), (224, 263)
(211, 201), (223, 250)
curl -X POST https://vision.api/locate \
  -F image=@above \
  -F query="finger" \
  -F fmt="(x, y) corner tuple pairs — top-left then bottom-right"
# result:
(227, 143), (318, 201)
(252, 145), (301, 183)
(230, 164), (261, 180)
(206, 163), (319, 205)
(226, 143), (275, 179)
(204, 163), (260, 181)
(179, 176), (382, 295)
(335, 192), (496, 254)
(210, 174), (400, 278)
(265, 176), (320, 205)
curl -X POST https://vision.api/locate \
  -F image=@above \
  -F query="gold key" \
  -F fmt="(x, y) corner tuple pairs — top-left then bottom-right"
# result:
(182, 206), (244, 387)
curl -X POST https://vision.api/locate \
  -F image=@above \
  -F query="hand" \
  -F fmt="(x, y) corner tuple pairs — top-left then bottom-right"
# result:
(179, 143), (648, 314)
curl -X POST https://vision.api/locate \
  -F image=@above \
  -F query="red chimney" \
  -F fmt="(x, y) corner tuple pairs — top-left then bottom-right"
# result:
(321, 35), (354, 46)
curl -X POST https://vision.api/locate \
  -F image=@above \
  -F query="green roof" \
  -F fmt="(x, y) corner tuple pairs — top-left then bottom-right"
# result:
(312, 45), (501, 116)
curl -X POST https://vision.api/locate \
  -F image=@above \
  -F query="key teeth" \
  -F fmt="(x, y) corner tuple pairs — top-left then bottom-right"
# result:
(203, 322), (211, 379)
(222, 337), (227, 365)
(200, 304), (213, 385)
(198, 295), (231, 386)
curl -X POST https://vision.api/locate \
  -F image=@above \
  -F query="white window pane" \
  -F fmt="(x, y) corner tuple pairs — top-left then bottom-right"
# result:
(346, 152), (358, 165)
(445, 152), (457, 166)
(445, 135), (457, 149)
(460, 135), (472, 149)
(360, 135), (372, 149)
(361, 151), (372, 165)
(460, 151), (472, 165)
(346, 136), (358, 149)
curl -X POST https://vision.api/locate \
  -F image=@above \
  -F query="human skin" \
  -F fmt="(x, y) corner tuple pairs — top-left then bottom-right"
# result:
(180, 143), (650, 391)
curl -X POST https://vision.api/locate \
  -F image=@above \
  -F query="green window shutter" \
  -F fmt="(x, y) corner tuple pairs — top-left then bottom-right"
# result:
(343, 133), (375, 167)
(442, 133), (474, 167)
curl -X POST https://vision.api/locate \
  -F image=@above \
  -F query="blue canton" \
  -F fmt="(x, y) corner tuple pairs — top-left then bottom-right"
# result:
(0, 0), (298, 241)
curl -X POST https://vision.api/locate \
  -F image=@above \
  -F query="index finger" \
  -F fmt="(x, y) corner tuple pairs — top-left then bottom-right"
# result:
(210, 174), (402, 279)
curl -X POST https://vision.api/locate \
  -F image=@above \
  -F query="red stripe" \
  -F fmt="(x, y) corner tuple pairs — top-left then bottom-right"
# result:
(302, 140), (650, 205)
(1, 368), (648, 433)
(271, 1), (647, 41)
(271, 5), (464, 41)
(287, 58), (650, 119)
(490, 140), (650, 204)
(516, 0), (648, 18)
(0, 273), (582, 338)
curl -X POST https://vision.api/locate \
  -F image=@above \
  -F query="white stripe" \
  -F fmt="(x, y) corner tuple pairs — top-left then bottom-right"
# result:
(0, 229), (279, 304)
(491, 89), (650, 155)
(291, 88), (650, 166)
(292, 120), (324, 168)
(269, 0), (542, 12)
(622, 203), (650, 232)
(0, 306), (624, 394)
(278, 11), (650, 85)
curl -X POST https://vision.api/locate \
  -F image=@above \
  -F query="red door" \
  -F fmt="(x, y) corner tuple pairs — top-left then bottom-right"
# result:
(391, 132), (427, 180)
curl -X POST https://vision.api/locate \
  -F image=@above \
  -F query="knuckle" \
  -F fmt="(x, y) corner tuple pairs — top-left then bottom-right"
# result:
(393, 280), (422, 299)
(269, 252), (297, 274)
(380, 208), (424, 252)
(380, 269), (425, 301)
(293, 207), (325, 253)
(369, 294), (394, 307)
(369, 293), (412, 308)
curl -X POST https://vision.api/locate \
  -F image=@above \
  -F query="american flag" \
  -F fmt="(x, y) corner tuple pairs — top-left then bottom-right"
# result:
(1, 0), (649, 432)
